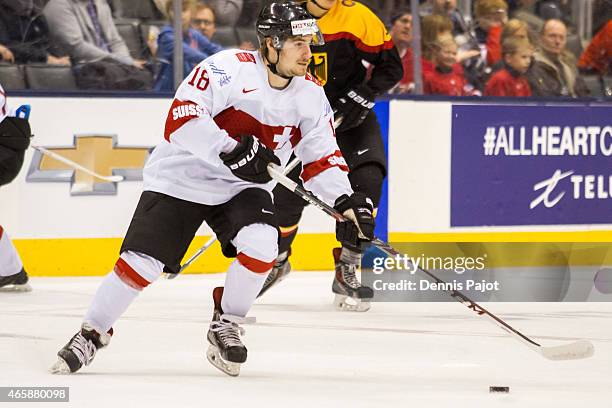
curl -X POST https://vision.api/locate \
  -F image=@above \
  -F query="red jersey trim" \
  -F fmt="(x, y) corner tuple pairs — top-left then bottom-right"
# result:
(164, 99), (206, 141)
(114, 258), (151, 291)
(301, 150), (349, 182)
(237, 252), (274, 273)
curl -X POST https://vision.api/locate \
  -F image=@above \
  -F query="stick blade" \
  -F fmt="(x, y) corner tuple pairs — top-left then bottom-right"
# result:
(540, 339), (594, 360)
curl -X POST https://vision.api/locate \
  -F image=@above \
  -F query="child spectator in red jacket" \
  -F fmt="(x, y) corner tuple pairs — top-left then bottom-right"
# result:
(424, 34), (475, 96)
(485, 37), (533, 96)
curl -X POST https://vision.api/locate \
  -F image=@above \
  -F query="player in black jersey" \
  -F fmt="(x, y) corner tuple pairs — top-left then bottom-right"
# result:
(260, 0), (403, 312)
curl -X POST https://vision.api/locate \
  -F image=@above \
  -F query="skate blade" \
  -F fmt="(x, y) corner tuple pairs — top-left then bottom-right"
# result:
(49, 358), (71, 375)
(333, 294), (371, 312)
(0, 283), (32, 292)
(206, 345), (241, 377)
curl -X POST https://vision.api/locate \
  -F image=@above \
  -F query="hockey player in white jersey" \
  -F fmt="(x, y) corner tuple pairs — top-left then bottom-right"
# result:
(0, 83), (32, 292)
(51, 2), (375, 377)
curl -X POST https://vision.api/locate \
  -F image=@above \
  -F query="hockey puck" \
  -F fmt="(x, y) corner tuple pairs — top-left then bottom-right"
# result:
(489, 386), (509, 393)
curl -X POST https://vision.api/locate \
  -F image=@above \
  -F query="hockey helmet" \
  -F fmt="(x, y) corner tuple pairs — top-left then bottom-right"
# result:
(256, 2), (324, 49)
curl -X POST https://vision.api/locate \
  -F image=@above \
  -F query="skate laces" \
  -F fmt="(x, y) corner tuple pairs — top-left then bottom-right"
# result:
(69, 333), (98, 367)
(340, 263), (361, 289)
(211, 314), (256, 347)
(263, 269), (277, 286)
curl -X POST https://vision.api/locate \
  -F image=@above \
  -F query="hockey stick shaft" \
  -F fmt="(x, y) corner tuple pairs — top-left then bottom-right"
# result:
(267, 163), (594, 360)
(32, 145), (124, 182)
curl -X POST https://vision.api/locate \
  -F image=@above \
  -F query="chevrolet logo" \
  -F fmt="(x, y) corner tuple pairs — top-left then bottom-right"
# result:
(27, 135), (151, 195)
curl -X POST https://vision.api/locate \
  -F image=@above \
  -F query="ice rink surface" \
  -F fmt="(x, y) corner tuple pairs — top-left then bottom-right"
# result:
(1, 272), (611, 408)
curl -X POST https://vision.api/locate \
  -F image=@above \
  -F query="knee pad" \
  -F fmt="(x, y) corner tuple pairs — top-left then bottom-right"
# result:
(348, 163), (385, 208)
(114, 251), (164, 291)
(233, 223), (279, 272)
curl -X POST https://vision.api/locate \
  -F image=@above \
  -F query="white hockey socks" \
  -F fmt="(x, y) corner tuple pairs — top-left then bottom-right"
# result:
(84, 251), (163, 333)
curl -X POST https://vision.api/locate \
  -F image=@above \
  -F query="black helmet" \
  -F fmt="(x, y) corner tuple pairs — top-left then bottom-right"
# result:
(256, 2), (324, 49)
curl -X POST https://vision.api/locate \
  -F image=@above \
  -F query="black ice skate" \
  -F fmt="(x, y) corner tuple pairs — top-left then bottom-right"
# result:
(50, 324), (112, 374)
(0, 268), (31, 292)
(206, 287), (254, 377)
(257, 251), (291, 298)
(332, 248), (374, 312)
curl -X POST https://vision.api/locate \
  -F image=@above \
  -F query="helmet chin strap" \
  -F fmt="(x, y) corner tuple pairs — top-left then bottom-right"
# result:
(264, 41), (293, 80)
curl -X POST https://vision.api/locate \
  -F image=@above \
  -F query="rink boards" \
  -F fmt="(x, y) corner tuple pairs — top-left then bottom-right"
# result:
(1, 95), (611, 276)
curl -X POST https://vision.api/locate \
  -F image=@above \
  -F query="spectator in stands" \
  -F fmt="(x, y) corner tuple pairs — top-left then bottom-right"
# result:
(421, 14), (453, 73)
(389, 7), (414, 93)
(191, 2), (254, 50)
(501, 18), (532, 43)
(0, 43), (14, 62)
(192, 2), (217, 40)
(485, 37), (533, 96)
(578, 19), (611, 76)
(474, 0), (508, 66)
(423, 0), (471, 39)
(528, 19), (589, 97)
(154, 0), (222, 92)
(208, 0), (242, 27)
(43, 0), (152, 90)
(509, 0), (543, 32)
(0, 0), (70, 65)
(486, 18), (533, 74)
(423, 34), (475, 95)
(44, 0), (143, 67)
(534, 0), (566, 22)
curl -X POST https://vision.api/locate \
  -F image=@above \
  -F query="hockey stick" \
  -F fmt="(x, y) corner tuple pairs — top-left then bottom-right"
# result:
(163, 157), (302, 279)
(166, 116), (344, 278)
(31, 145), (124, 182)
(267, 163), (595, 361)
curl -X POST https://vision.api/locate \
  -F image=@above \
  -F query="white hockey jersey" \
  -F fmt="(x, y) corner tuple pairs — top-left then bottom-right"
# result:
(144, 49), (353, 206)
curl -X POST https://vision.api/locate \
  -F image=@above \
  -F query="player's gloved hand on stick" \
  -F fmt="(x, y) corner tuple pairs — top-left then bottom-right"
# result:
(334, 192), (375, 248)
(333, 85), (375, 132)
(220, 134), (280, 183)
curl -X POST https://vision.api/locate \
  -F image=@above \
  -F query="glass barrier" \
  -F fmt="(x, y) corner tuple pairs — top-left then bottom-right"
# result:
(0, 0), (608, 97)
(0, 0), (259, 93)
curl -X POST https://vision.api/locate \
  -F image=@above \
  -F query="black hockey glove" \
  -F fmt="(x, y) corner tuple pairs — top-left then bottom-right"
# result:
(333, 85), (375, 132)
(0, 117), (31, 186)
(334, 192), (375, 250)
(219, 135), (280, 184)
